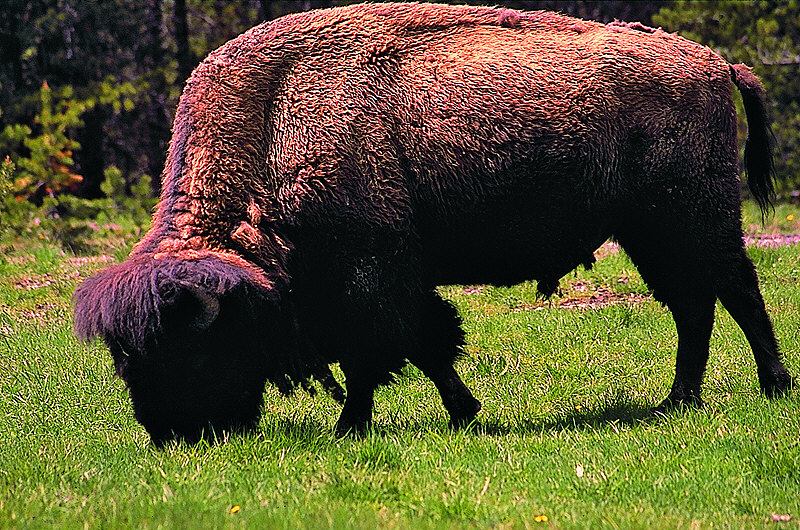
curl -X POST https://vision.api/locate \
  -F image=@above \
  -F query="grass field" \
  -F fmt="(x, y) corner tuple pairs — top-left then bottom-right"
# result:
(1, 202), (799, 528)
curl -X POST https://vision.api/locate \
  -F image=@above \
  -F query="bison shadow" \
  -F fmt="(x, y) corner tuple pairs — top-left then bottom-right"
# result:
(404, 395), (663, 437)
(265, 394), (663, 441)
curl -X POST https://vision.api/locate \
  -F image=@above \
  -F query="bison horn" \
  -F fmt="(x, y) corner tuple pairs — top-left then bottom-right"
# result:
(185, 286), (220, 330)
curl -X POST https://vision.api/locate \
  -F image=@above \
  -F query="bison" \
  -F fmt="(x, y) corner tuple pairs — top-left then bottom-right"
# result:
(74, 2), (793, 445)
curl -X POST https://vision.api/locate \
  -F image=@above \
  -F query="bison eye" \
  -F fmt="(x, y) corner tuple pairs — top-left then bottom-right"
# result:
(108, 342), (132, 379)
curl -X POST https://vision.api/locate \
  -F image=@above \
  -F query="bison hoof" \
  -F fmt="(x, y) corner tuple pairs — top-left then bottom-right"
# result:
(447, 398), (482, 431)
(759, 367), (793, 399)
(334, 419), (372, 439)
(653, 394), (704, 414)
(448, 416), (482, 433)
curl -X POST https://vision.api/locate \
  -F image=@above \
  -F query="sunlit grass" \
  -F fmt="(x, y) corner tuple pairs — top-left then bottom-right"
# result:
(1, 202), (798, 527)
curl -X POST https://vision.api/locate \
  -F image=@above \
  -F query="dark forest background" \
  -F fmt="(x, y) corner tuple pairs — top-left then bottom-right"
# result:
(1, 1), (798, 213)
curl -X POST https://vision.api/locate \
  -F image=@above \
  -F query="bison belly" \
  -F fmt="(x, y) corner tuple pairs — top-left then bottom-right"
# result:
(417, 182), (609, 289)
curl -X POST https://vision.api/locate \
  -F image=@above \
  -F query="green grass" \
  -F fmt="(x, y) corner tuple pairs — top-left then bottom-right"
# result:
(741, 200), (800, 234)
(1, 203), (799, 528)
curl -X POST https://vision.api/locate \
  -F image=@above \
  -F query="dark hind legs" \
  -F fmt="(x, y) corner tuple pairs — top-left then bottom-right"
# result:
(615, 230), (721, 410)
(617, 219), (792, 409)
(713, 250), (792, 397)
(657, 286), (716, 409)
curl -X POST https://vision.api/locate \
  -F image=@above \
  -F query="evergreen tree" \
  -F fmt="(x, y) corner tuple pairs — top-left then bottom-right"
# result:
(654, 1), (800, 196)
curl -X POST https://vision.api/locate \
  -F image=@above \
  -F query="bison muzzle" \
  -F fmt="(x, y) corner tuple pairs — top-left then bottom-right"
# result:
(73, 3), (793, 445)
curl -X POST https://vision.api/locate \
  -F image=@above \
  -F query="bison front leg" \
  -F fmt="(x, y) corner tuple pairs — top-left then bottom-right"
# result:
(335, 363), (377, 437)
(305, 252), (411, 437)
(408, 293), (481, 429)
(333, 290), (480, 435)
(415, 362), (482, 429)
(301, 245), (482, 433)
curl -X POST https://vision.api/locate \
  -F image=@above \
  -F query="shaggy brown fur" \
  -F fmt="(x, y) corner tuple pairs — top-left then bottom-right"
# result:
(74, 3), (791, 444)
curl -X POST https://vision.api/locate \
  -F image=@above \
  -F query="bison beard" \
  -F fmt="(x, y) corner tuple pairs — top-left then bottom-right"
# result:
(74, 3), (792, 444)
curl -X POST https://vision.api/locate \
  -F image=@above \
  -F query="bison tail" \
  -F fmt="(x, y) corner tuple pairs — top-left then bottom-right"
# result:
(730, 63), (777, 218)
(73, 251), (277, 352)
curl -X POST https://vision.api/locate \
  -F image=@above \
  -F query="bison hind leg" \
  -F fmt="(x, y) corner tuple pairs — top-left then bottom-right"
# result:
(711, 248), (793, 398)
(613, 230), (718, 410)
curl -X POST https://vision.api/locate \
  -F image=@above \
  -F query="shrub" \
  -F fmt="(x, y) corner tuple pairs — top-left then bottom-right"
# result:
(1, 79), (152, 253)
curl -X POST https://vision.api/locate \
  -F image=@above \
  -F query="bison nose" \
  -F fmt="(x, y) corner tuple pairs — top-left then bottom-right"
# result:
(150, 432), (176, 448)
(147, 425), (211, 447)
(146, 418), (259, 448)
(145, 425), (178, 448)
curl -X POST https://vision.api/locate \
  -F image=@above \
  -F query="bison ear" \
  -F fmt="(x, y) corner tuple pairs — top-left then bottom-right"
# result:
(160, 285), (221, 332)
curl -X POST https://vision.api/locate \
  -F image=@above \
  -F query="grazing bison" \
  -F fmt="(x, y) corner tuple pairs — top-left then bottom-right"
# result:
(74, 2), (793, 444)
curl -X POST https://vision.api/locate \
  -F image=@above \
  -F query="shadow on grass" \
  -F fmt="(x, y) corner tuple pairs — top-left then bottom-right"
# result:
(256, 416), (339, 448)
(161, 396), (674, 448)
(372, 394), (673, 438)
(481, 397), (665, 436)
(150, 417), (338, 450)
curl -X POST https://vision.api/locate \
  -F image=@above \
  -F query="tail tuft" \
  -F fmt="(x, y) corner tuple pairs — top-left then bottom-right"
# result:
(730, 63), (777, 218)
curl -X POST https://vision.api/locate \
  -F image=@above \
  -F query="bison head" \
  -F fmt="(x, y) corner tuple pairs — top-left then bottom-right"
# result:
(74, 251), (287, 446)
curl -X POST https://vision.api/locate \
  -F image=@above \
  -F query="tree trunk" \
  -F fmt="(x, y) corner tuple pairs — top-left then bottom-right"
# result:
(259, 0), (273, 21)
(145, 0), (169, 192)
(147, 0), (164, 68)
(75, 106), (106, 198)
(174, 0), (193, 87)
